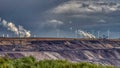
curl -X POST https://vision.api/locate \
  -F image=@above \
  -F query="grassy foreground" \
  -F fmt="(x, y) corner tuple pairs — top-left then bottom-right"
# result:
(0, 56), (114, 68)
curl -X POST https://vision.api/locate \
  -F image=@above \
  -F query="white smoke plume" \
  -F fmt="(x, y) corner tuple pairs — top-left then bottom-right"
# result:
(2, 20), (19, 35)
(1, 19), (31, 37)
(18, 25), (31, 37)
(77, 30), (96, 38)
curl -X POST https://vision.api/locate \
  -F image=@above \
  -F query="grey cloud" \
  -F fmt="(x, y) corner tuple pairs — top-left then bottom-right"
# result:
(98, 19), (106, 23)
(41, 19), (64, 28)
(51, 0), (120, 14)
(0, 0), (120, 38)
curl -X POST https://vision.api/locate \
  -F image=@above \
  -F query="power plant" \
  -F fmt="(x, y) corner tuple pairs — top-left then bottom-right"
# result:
(0, 0), (120, 67)
(0, 18), (31, 38)
(0, 6), (119, 66)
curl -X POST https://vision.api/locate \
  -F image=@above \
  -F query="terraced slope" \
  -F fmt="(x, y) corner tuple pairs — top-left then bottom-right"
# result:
(0, 38), (119, 66)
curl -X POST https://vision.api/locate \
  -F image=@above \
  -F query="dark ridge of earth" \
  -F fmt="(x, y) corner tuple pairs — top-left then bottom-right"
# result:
(0, 37), (120, 66)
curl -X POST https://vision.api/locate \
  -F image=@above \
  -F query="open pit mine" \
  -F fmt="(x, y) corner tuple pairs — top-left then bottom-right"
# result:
(0, 37), (119, 66)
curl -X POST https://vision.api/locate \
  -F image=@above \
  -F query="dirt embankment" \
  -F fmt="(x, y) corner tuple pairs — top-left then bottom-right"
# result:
(0, 38), (119, 66)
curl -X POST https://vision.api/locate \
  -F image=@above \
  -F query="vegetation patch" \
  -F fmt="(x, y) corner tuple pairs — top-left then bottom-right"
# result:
(0, 56), (115, 68)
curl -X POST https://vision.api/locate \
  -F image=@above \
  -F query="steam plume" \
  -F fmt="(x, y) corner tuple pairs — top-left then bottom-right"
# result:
(18, 25), (31, 37)
(1, 19), (31, 37)
(77, 30), (96, 38)
(2, 20), (19, 35)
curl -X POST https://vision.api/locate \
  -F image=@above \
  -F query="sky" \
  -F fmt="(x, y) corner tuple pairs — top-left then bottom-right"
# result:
(0, 0), (120, 38)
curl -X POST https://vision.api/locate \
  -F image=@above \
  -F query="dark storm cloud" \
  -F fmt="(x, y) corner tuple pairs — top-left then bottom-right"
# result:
(46, 0), (120, 30)
(0, 0), (68, 34)
(0, 0), (67, 25)
(0, 0), (120, 38)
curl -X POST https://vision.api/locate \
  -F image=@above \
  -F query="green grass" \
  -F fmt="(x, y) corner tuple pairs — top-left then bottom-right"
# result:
(0, 56), (115, 68)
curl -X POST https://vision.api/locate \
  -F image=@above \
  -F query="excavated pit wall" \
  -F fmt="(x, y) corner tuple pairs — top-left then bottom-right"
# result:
(0, 38), (119, 66)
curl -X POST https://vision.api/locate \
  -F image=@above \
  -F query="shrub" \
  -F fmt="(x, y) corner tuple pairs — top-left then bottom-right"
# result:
(0, 57), (115, 68)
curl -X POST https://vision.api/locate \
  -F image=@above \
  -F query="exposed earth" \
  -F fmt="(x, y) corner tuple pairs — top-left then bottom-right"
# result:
(0, 38), (120, 66)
